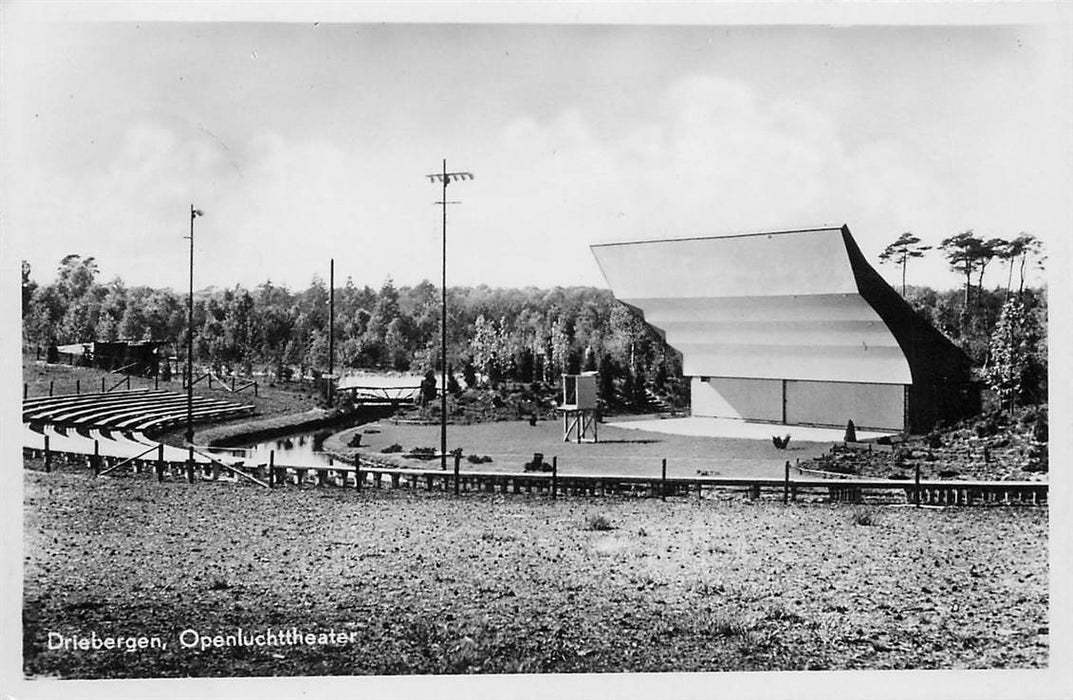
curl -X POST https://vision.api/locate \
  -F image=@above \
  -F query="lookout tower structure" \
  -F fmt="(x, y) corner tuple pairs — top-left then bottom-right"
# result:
(558, 371), (599, 443)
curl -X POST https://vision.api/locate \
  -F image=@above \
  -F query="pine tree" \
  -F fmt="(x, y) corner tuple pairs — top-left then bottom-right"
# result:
(878, 232), (931, 296)
(985, 298), (1031, 413)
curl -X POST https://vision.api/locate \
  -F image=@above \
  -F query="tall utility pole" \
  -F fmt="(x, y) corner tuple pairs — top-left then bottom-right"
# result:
(328, 258), (335, 405)
(185, 205), (204, 444)
(426, 160), (473, 472)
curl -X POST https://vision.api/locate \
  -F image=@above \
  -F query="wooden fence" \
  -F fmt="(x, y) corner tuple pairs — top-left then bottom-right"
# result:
(24, 443), (1047, 507)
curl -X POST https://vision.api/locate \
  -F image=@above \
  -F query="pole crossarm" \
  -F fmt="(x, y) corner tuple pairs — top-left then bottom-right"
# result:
(426, 172), (474, 184)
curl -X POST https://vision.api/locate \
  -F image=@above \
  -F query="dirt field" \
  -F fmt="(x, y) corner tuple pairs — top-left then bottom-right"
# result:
(22, 464), (1048, 679)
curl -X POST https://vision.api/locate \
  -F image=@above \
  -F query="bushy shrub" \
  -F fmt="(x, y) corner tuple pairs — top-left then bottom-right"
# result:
(974, 413), (1003, 438)
(406, 446), (438, 460)
(1025, 444), (1048, 472)
(381, 443), (403, 454)
(1031, 411), (1049, 443)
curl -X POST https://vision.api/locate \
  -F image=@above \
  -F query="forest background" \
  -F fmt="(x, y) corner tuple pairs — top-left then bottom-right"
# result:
(20, 230), (1048, 413)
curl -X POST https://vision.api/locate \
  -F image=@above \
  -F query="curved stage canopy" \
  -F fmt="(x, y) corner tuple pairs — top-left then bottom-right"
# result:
(591, 225), (977, 433)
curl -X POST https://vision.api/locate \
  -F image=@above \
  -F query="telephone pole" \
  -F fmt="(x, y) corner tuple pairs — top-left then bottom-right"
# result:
(185, 205), (204, 444)
(426, 160), (473, 471)
(329, 258), (335, 405)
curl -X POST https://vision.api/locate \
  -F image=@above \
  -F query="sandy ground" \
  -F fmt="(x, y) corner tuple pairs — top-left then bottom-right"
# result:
(606, 416), (893, 442)
(22, 464), (1047, 679)
(332, 420), (833, 479)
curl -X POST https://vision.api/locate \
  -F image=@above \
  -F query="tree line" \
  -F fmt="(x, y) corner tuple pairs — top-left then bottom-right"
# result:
(22, 227), (1047, 410)
(21, 255), (684, 406)
(879, 230), (1047, 407)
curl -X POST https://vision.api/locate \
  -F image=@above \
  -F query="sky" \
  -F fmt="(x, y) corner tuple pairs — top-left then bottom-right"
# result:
(3, 5), (1071, 296)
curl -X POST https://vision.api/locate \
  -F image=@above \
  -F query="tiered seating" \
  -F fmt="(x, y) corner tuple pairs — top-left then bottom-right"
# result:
(22, 390), (255, 432)
(24, 423), (213, 463)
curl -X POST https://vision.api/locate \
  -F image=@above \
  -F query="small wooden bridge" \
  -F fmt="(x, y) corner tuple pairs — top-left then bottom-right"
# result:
(335, 384), (421, 406)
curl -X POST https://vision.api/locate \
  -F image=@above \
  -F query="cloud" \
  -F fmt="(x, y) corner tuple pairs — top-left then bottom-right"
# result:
(15, 72), (1043, 293)
(478, 74), (958, 288)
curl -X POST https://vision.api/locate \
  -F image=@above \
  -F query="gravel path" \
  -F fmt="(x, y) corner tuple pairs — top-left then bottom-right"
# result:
(22, 466), (1048, 678)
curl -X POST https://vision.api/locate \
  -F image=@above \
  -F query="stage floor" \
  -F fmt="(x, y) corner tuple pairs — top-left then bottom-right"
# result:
(604, 416), (896, 443)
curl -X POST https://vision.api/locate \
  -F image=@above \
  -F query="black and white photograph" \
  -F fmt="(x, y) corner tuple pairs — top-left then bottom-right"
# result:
(2, 3), (1070, 699)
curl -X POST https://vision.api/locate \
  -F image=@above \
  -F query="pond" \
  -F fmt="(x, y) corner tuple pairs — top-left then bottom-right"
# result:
(208, 430), (340, 468)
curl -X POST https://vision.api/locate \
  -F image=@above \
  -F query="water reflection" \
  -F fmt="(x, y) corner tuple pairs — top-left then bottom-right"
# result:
(208, 430), (338, 468)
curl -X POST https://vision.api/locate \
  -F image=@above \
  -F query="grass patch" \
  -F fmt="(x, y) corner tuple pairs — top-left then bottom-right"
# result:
(851, 508), (879, 526)
(697, 610), (754, 638)
(690, 580), (727, 596)
(479, 530), (517, 543)
(585, 514), (615, 531)
(764, 602), (805, 623)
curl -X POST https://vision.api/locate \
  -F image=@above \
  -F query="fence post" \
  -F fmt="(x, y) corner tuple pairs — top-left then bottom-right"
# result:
(354, 453), (361, 490)
(44, 434), (51, 473)
(76, 379), (80, 395)
(155, 374), (159, 390)
(208, 374), (213, 389)
(268, 450), (275, 487)
(453, 450), (461, 496)
(783, 461), (790, 504)
(661, 458), (667, 501)
(101, 376), (105, 393)
(254, 382), (259, 397)
(92, 440), (100, 476)
(552, 456), (558, 500)
(126, 376), (131, 391)
(49, 381), (54, 397)
(232, 377), (236, 392)
(156, 444), (165, 482)
(186, 446), (195, 483)
(914, 463), (921, 507)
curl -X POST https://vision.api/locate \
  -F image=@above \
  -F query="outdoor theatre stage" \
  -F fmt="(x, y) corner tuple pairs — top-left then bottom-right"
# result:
(605, 416), (893, 443)
(591, 225), (979, 434)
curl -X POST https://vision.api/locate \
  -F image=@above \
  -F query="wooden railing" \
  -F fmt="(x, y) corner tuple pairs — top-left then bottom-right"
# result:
(24, 441), (1047, 506)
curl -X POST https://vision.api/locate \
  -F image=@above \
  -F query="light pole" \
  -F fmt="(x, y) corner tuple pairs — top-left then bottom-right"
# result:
(426, 160), (473, 472)
(185, 205), (204, 444)
(328, 257), (334, 405)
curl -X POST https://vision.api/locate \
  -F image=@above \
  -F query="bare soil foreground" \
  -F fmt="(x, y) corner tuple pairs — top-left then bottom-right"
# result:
(23, 467), (1047, 678)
